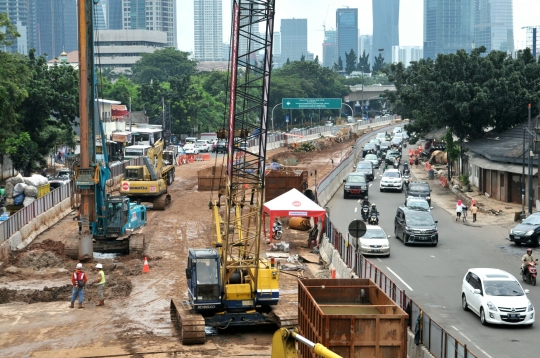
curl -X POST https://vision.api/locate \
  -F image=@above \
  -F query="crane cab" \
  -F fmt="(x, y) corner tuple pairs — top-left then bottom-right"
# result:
(186, 249), (222, 310)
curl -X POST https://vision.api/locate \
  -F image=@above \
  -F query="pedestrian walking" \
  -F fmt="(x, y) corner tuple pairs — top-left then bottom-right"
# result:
(93, 263), (106, 306)
(462, 204), (468, 222)
(471, 204), (479, 222)
(471, 198), (477, 207)
(70, 263), (88, 309)
(456, 199), (463, 221)
(414, 157), (419, 168)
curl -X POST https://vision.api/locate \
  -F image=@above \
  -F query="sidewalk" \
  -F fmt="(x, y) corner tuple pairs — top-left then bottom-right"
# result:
(409, 164), (520, 230)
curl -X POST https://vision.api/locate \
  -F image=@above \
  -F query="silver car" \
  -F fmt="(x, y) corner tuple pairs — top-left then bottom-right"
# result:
(358, 225), (390, 257)
(364, 154), (380, 168)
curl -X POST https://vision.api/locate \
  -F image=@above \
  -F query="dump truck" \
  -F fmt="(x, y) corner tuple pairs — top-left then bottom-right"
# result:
(119, 138), (175, 210)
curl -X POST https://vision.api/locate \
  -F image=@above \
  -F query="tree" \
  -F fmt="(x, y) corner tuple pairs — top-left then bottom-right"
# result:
(357, 50), (370, 73)
(300, 54), (305, 61)
(313, 55), (319, 65)
(131, 48), (197, 84)
(0, 13), (20, 47)
(337, 56), (343, 71)
(386, 47), (540, 141)
(345, 49), (357, 74)
(372, 53), (385, 73)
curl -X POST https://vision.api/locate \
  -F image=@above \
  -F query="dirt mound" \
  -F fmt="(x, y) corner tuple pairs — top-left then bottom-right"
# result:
(18, 251), (65, 270)
(29, 239), (65, 257)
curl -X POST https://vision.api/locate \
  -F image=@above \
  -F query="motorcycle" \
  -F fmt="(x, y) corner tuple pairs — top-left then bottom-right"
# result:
(272, 220), (283, 240)
(522, 260), (538, 286)
(368, 211), (379, 225)
(403, 173), (410, 190)
(361, 204), (370, 222)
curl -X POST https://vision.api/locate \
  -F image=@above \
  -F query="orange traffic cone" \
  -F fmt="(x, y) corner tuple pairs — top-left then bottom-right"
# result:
(143, 257), (150, 273)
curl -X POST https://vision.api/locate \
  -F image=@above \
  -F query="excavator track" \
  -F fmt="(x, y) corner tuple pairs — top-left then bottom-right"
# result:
(152, 193), (171, 210)
(170, 300), (206, 345)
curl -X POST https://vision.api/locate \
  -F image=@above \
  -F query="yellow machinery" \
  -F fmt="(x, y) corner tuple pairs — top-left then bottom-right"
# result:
(120, 138), (175, 210)
(271, 328), (342, 358)
(170, 0), (282, 345)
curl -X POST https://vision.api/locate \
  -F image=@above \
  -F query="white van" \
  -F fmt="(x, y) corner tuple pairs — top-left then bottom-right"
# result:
(124, 145), (151, 160)
(184, 137), (198, 145)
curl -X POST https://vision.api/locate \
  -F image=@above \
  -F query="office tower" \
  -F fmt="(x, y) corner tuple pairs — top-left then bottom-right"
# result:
(108, 0), (122, 30)
(474, 0), (514, 53)
(322, 30), (336, 68)
(273, 31), (281, 55)
(123, 0), (177, 48)
(280, 18), (308, 64)
(34, 0), (78, 60)
(194, 0), (223, 61)
(372, 0), (399, 66)
(424, 0), (474, 59)
(391, 45), (423, 67)
(94, 0), (107, 30)
(359, 34), (373, 67)
(336, 8), (358, 66)
(0, 0), (35, 54)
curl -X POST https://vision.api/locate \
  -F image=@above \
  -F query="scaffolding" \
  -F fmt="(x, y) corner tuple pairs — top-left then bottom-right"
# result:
(523, 26), (540, 58)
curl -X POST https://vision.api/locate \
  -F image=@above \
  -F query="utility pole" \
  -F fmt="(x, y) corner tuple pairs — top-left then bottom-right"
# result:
(529, 104), (533, 214)
(162, 97), (166, 144)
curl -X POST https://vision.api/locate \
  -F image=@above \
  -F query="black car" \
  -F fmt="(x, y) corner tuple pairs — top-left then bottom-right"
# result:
(385, 149), (401, 164)
(509, 212), (540, 246)
(212, 140), (227, 153)
(355, 161), (374, 181)
(380, 141), (391, 152)
(363, 143), (377, 157)
(343, 172), (368, 199)
(394, 206), (438, 246)
(405, 181), (432, 205)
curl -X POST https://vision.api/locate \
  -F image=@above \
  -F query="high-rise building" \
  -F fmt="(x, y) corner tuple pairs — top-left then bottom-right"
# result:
(94, 0), (107, 30)
(0, 0), (35, 54)
(322, 30), (336, 69)
(474, 0), (514, 53)
(108, 0), (122, 30)
(372, 0), (399, 66)
(34, 0), (78, 60)
(391, 46), (423, 66)
(193, 0), (223, 61)
(280, 18), (308, 64)
(424, 0), (475, 59)
(359, 34), (373, 67)
(336, 8), (358, 66)
(122, 0), (177, 48)
(273, 31), (281, 55)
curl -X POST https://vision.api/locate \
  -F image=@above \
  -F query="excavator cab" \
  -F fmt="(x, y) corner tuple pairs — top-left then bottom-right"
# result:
(124, 167), (144, 180)
(186, 249), (222, 310)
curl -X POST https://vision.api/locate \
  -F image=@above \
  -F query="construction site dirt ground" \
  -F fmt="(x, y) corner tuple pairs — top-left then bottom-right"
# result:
(0, 131), (366, 358)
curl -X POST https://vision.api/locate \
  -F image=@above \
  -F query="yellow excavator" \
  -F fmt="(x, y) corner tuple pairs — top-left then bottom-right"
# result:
(119, 138), (174, 210)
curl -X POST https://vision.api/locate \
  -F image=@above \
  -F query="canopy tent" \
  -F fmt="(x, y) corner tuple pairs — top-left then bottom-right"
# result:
(263, 188), (326, 243)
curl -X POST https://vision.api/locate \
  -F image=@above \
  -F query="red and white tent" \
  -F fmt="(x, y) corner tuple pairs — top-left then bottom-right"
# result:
(263, 188), (326, 243)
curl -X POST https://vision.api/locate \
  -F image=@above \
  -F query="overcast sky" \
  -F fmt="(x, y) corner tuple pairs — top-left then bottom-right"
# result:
(177, 0), (540, 58)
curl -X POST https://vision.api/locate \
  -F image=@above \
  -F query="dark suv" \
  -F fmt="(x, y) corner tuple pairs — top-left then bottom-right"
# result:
(212, 140), (227, 153)
(509, 212), (540, 246)
(394, 206), (438, 246)
(355, 161), (374, 181)
(343, 172), (368, 199)
(405, 182), (432, 205)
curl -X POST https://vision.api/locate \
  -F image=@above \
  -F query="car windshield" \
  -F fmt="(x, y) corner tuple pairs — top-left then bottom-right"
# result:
(383, 172), (400, 178)
(484, 280), (524, 296)
(409, 184), (430, 192)
(388, 151), (399, 156)
(363, 228), (386, 239)
(406, 213), (435, 226)
(407, 200), (429, 210)
(365, 143), (375, 149)
(522, 215), (540, 225)
(347, 175), (366, 183)
(357, 162), (371, 169)
(365, 154), (377, 161)
(381, 141), (390, 146)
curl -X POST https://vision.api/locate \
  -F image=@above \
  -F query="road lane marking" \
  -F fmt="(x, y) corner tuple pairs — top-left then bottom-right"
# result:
(451, 326), (493, 358)
(369, 184), (372, 187)
(355, 207), (357, 213)
(377, 258), (382, 262)
(386, 267), (414, 291)
(430, 255), (435, 258)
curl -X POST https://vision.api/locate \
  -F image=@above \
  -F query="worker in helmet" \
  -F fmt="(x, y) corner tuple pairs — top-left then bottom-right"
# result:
(92, 263), (107, 307)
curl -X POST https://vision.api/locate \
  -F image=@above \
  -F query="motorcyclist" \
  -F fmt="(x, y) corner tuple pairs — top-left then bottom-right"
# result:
(522, 248), (536, 276)
(370, 203), (378, 217)
(361, 197), (370, 207)
(393, 156), (399, 168)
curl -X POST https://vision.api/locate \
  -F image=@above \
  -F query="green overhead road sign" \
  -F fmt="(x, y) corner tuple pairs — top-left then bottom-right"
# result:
(282, 98), (342, 109)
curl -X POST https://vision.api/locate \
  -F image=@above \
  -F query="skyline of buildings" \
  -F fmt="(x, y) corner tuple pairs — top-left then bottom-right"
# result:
(372, 0), (399, 66)
(193, 0), (223, 61)
(335, 8), (358, 66)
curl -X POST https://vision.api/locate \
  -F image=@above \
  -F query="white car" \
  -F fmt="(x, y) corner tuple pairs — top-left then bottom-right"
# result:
(380, 169), (403, 192)
(358, 225), (390, 257)
(183, 143), (200, 154)
(364, 154), (380, 169)
(196, 140), (211, 152)
(462, 268), (534, 326)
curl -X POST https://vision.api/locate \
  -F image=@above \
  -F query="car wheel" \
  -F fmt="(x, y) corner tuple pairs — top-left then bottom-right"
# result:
(480, 308), (487, 326)
(380, 188), (383, 192)
(344, 192), (348, 199)
(461, 294), (469, 311)
(536, 236), (540, 247)
(399, 187), (403, 193)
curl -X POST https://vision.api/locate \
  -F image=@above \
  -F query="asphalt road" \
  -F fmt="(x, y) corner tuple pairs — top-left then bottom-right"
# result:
(326, 130), (539, 358)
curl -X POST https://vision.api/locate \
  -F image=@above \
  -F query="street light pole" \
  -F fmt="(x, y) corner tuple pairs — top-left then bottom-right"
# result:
(528, 103), (533, 214)
(270, 103), (281, 132)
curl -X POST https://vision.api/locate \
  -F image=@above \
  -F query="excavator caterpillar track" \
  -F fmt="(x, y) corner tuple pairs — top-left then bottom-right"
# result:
(152, 193), (171, 210)
(129, 234), (146, 255)
(170, 300), (206, 345)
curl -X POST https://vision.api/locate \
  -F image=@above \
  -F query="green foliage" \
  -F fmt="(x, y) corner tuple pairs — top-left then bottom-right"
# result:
(131, 48), (197, 84)
(0, 13), (20, 47)
(5, 133), (39, 176)
(313, 55), (319, 65)
(444, 131), (460, 162)
(372, 53), (385, 73)
(345, 49), (357, 74)
(358, 51), (370, 73)
(337, 56), (343, 71)
(387, 47), (540, 141)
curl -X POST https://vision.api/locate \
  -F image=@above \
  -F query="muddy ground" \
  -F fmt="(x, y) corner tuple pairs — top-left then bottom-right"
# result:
(0, 128), (379, 357)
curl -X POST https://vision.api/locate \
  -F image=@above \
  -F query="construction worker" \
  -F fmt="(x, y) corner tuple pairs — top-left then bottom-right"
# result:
(93, 263), (106, 306)
(70, 263), (88, 309)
